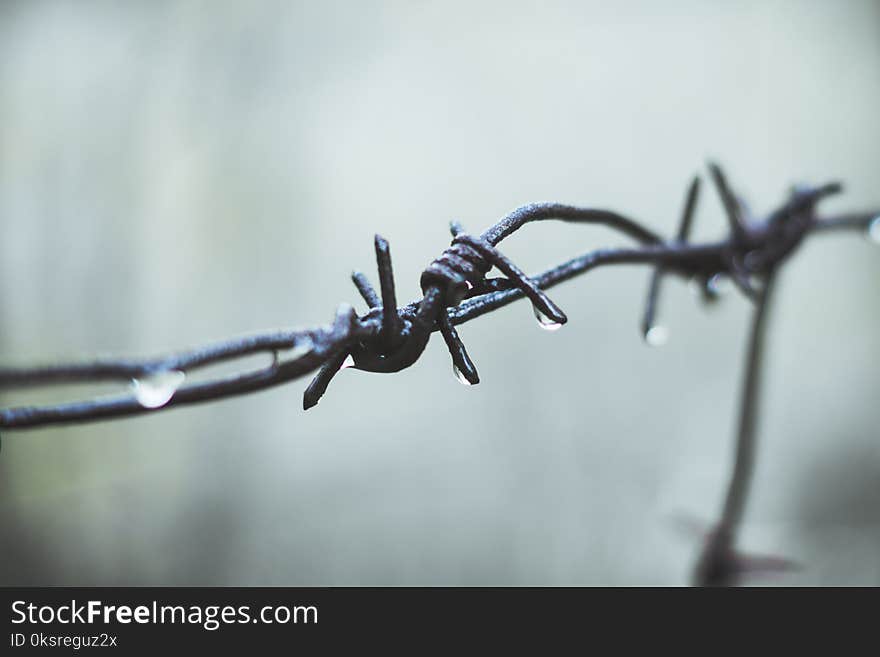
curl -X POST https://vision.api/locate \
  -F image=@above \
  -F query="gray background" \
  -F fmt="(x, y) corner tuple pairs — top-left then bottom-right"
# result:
(0, 0), (878, 585)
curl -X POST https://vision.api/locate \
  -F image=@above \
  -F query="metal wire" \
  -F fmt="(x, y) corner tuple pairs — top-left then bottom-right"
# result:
(0, 162), (876, 585)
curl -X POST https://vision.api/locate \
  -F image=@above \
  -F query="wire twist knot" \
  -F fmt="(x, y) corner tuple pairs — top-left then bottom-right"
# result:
(421, 233), (493, 306)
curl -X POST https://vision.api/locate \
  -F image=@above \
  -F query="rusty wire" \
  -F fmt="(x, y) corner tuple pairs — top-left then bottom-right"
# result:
(0, 162), (876, 585)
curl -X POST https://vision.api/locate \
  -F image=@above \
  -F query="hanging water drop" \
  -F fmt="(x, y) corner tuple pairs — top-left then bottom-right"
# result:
(534, 306), (562, 332)
(131, 369), (186, 409)
(453, 364), (473, 386)
(707, 274), (730, 297)
(644, 325), (669, 347)
(867, 216), (880, 244)
(339, 354), (356, 371)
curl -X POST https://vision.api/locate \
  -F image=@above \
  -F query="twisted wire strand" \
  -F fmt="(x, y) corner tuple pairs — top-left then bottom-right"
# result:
(0, 163), (875, 431)
(1, 162), (877, 588)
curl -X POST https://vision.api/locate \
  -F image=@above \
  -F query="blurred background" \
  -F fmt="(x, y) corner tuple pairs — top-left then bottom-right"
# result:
(0, 0), (878, 586)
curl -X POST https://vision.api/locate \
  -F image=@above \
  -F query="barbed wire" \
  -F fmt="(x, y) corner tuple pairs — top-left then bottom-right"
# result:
(0, 162), (877, 585)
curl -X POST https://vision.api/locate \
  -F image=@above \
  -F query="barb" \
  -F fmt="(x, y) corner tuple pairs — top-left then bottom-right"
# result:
(641, 174), (701, 342)
(1, 162), (876, 588)
(0, 164), (874, 430)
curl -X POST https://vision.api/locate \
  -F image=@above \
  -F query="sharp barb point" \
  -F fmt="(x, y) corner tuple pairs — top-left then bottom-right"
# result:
(438, 312), (480, 385)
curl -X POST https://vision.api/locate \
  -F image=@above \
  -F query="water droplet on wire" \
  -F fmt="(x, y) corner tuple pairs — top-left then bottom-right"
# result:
(534, 306), (562, 331)
(644, 325), (669, 347)
(131, 370), (186, 409)
(453, 364), (473, 386)
(867, 216), (880, 244)
(707, 274), (730, 297)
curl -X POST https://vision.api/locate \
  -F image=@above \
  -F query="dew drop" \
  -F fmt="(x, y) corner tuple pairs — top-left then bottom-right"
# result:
(706, 274), (730, 297)
(131, 370), (186, 409)
(453, 364), (473, 386)
(644, 325), (669, 347)
(534, 306), (562, 332)
(867, 216), (880, 244)
(339, 354), (356, 371)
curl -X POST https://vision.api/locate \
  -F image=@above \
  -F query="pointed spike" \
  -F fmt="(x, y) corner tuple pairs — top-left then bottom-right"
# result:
(458, 363), (479, 385)
(302, 388), (320, 411)
(641, 267), (664, 338)
(438, 312), (479, 385)
(640, 176), (699, 339)
(818, 181), (844, 198)
(373, 234), (404, 347)
(533, 294), (568, 324)
(332, 302), (359, 334)
(707, 161), (729, 187)
(800, 182), (845, 211)
(351, 271), (381, 308)
(677, 175), (701, 241)
(302, 351), (349, 410)
(707, 161), (748, 239)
